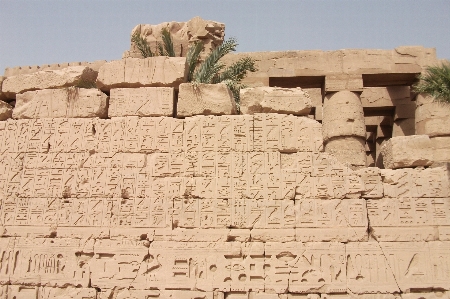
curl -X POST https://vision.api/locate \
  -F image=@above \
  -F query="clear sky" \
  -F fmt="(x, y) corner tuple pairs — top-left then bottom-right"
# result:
(1, 0), (449, 74)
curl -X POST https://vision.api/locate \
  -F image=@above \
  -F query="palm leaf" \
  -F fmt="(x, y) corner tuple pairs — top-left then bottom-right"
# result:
(131, 28), (154, 58)
(214, 57), (256, 84)
(186, 41), (204, 82)
(160, 27), (175, 57)
(414, 61), (450, 104)
(193, 37), (238, 83)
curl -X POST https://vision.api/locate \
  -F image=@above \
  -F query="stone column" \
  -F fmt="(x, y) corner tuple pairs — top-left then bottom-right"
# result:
(322, 90), (366, 169)
(416, 93), (450, 163)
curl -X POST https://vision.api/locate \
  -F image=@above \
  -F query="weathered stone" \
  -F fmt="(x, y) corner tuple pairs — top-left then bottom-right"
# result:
(0, 100), (13, 120)
(177, 83), (236, 117)
(303, 87), (322, 106)
(392, 118), (415, 137)
(13, 87), (108, 119)
(324, 73), (363, 93)
(381, 135), (434, 169)
(96, 57), (187, 92)
(0, 76), (7, 101)
(109, 87), (174, 117)
(124, 16), (225, 58)
(323, 90), (365, 141)
(360, 86), (410, 107)
(430, 136), (450, 163)
(325, 137), (366, 168)
(2, 66), (97, 98)
(416, 93), (450, 137)
(239, 86), (312, 115)
(395, 103), (415, 119)
(4, 60), (107, 77)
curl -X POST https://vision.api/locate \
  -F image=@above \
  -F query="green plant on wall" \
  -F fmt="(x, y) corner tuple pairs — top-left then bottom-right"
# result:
(186, 37), (257, 111)
(413, 61), (450, 104)
(132, 27), (176, 58)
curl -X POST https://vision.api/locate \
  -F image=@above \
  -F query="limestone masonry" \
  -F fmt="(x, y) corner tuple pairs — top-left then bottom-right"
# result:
(0, 17), (449, 299)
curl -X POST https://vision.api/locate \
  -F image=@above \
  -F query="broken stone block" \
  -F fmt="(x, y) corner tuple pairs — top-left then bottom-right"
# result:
(2, 66), (97, 98)
(324, 73), (363, 93)
(0, 100), (12, 120)
(323, 90), (366, 141)
(0, 76), (7, 101)
(303, 87), (322, 107)
(96, 57), (187, 92)
(381, 135), (433, 169)
(416, 93), (450, 137)
(124, 16), (225, 58)
(324, 137), (366, 169)
(360, 86), (410, 107)
(109, 87), (174, 117)
(239, 86), (312, 115)
(177, 83), (236, 117)
(13, 87), (108, 119)
(355, 167), (383, 198)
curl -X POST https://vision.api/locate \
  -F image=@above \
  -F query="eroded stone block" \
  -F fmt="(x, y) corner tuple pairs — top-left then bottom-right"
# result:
(0, 100), (12, 121)
(2, 66), (97, 98)
(415, 93), (450, 137)
(360, 86), (410, 107)
(324, 74), (363, 93)
(380, 135), (433, 169)
(109, 87), (174, 117)
(14, 88), (108, 119)
(240, 87), (312, 115)
(177, 83), (236, 117)
(96, 57), (187, 92)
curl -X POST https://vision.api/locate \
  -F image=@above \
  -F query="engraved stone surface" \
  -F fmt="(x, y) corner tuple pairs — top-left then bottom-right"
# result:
(109, 87), (174, 117)
(96, 57), (187, 92)
(14, 88), (108, 119)
(240, 87), (312, 115)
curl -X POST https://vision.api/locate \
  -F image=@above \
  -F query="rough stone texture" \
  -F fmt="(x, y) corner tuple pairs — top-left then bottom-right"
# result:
(124, 16), (225, 59)
(3, 60), (107, 77)
(177, 83), (236, 117)
(430, 136), (450, 163)
(324, 137), (366, 169)
(324, 74), (363, 93)
(13, 88), (108, 119)
(109, 87), (174, 117)
(381, 135), (434, 169)
(0, 101), (13, 121)
(96, 57), (187, 92)
(416, 93), (450, 137)
(393, 118), (415, 137)
(360, 86), (411, 107)
(323, 90), (365, 141)
(2, 66), (97, 99)
(240, 86), (312, 115)
(0, 76), (7, 101)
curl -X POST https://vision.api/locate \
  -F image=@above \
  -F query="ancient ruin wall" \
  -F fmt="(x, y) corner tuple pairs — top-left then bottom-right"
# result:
(0, 24), (449, 299)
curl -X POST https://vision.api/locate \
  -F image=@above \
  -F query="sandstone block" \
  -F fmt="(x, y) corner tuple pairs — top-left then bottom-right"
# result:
(2, 66), (97, 98)
(360, 86), (410, 107)
(323, 90), (365, 141)
(324, 73), (363, 93)
(109, 87), (174, 117)
(395, 103), (415, 119)
(13, 88), (108, 119)
(177, 83), (236, 117)
(415, 93), (450, 137)
(324, 137), (366, 168)
(430, 136), (450, 163)
(0, 100), (13, 120)
(96, 57), (187, 92)
(381, 135), (433, 169)
(303, 87), (322, 106)
(392, 118), (415, 137)
(239, 86), (312, 115)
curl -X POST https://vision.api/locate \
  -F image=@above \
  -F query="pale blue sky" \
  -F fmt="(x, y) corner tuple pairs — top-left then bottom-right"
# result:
(1, 0), (449, 74)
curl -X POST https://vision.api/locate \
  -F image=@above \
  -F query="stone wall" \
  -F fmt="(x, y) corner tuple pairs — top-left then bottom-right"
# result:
(0, 40), (450, 299)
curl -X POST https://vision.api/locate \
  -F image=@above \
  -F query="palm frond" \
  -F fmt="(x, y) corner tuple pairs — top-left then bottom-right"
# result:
(160, 27), (175, 57)
(193, 37), (238, 83)
(186, 41), (204, 82)
(214, 57), (257, 84)
(414, 61), (450, 104)
(131, 29), (154, 58)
